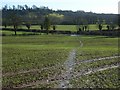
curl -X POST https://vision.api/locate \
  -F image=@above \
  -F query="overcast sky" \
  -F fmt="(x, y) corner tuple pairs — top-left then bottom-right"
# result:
(1, 0), (119, 14)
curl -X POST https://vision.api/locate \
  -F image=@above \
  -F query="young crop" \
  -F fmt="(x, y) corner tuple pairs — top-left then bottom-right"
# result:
(2, 35), (119, 88)
(70, 68), (119, 88)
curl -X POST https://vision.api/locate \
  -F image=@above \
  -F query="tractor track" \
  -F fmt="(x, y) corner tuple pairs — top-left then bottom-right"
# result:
(3, 39), (119, 88)
(13, 63), (119, 88)
(3, 55), (119, 77)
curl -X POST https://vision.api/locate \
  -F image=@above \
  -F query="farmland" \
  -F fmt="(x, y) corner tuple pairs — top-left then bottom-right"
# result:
(2, 24), (109, 31)
(70, 67), (119, 88)
(2, 30), (119, 88)
(2, 34), (79, 88)
(1, 2), (119, 89)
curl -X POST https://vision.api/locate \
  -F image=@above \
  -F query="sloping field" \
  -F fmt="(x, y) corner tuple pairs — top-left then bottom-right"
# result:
(2, 34), (119, 88)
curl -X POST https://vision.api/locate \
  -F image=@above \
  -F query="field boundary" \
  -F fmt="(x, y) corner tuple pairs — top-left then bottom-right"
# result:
(1, 28), (120, 36)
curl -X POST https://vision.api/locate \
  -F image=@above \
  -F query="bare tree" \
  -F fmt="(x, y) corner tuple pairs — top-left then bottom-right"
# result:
(74, 16), (88, 32)
(98, 24), (102, 31)
(43, 15), (51, 34)
(118, 14), (120, 29)
(2, 18), (8, 28)
(96, 19), (103, 30)
(48, 13), (64, 30)
(10, 12), (22, 35)
(25, 23), (31, 30)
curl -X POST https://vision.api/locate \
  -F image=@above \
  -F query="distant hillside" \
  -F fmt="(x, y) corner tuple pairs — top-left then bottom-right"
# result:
(2, 5), (118, 25)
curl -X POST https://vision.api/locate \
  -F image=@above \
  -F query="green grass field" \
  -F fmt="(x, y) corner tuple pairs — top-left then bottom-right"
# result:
(2, 34), (79, 88)
(1, 24), (109, 31)
(75, 36), (118, 60)
(2, 31), (119, 88)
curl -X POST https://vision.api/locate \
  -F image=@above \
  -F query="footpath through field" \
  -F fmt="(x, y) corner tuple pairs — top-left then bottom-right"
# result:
(3, 55), (120, 77)
(12, 57), (119, 88)
(58, 49), (76, 88)
(3, 39), (119, 88)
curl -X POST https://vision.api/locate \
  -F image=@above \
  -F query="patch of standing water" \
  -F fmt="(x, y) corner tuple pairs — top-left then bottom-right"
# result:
(70, 34), (80, 37)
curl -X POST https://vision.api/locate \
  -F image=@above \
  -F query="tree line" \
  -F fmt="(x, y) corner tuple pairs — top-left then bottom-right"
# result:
(2, 5), (119, 35)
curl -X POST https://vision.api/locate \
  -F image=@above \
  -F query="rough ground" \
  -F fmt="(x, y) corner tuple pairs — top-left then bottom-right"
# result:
(58, 49), (76, 88)
(3, 40), (119, 88)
